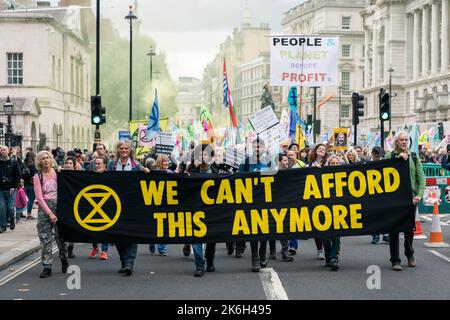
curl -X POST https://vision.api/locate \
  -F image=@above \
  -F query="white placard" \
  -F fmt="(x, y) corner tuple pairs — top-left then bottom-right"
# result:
(223, 148), (246, 169)
(258, 124), (281, 157)
(248, 106), (279, 134)
(270, 36), (339, 87)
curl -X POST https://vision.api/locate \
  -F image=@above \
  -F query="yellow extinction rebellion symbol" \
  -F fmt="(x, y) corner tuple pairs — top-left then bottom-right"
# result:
(74, 185), (121, 231)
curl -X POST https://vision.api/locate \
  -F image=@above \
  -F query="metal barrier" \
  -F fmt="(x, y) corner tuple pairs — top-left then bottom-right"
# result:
(422, 163), (450, 177)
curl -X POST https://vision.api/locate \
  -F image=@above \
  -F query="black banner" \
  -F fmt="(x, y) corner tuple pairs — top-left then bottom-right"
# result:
(57, 159), (415, 244)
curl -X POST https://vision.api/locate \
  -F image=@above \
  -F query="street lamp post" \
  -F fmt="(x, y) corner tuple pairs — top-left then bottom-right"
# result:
(338, 84), (342, 128)
(3, 96), (14, 148)
(388, 65), (394, 132)
(125, 5), (137, 123)
(147, 46), (156, 88)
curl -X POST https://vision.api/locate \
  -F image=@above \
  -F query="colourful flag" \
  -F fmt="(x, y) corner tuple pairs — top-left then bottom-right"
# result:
(317, 95), (333, 108)
(409, 124), (419, 155)
(288, 87), (298, 142)
(418, 131), (428, 145)
(146, 89), (159, 141)
(223, 60), (238, 128)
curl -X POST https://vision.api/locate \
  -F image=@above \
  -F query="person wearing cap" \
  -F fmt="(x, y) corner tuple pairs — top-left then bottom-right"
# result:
(369, 146), (390, 244)
(384, 131), (425, 271)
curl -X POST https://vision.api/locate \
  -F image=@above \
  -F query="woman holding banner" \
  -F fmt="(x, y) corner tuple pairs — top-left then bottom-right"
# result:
(108, 139), (148, 276)
(323, 155), (345, 271)
(307, 143), (328, 261)
(187, 142), (218, 277)
(148, 154), (171, 256)
(384, 132), (425, 271)
(35, 150), (69, 278)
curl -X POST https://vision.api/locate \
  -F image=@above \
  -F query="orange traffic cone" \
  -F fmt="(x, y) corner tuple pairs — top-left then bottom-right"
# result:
(424, 202), (449, 248)
(414, 207), (427, 240)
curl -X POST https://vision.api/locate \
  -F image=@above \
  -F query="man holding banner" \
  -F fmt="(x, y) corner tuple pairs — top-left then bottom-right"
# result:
(385, 132), (425, 271)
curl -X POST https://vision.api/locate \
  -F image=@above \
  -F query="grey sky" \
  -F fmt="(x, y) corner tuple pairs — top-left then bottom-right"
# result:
(95, 0), (301, 80)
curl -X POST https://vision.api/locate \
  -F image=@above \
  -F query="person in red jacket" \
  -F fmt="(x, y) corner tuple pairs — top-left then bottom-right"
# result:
(14, 179), (28, 223)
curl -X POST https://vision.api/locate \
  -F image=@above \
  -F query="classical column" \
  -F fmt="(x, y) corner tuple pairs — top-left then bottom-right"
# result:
(431, 0), (439, 75)
(422, 5), (430, 77)
(372, 26), (378, 85)
(364, 28), (370, 87)
(442, 0), (449, 73)
(413, 10), (421, 79)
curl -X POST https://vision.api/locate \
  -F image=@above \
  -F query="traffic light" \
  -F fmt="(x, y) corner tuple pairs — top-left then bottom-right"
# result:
(379, 89), (390, 122)
(306, 114), (313, 132)
(438, 122), (444, 140)
(91, 95), (105, 125)
(352, 92), (365, 125)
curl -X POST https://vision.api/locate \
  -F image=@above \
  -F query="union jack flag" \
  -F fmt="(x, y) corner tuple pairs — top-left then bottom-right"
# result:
(223, 60), (237, 128)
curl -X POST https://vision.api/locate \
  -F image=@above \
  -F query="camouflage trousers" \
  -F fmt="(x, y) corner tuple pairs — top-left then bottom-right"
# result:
(37, 199), (67, 268)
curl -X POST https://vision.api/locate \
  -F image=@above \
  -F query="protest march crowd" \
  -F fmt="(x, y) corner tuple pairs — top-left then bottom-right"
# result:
(0, 129), (430, 278)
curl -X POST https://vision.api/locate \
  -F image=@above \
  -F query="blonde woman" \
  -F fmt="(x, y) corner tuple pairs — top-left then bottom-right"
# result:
(107, 140), (148, 276)
(35, 150), (68, 278)
(345, 148), (362, 164)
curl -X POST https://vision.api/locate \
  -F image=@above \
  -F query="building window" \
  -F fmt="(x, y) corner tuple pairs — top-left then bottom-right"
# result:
(341, 105), (350, 118)
(342, 45), (351, 57)
(342, 16), (351, 30)
(7, 53), (23, 85)
(432, 86), (437, 93)
(273, 86), (279, 93)
(341, 71), (350, 91)
(444, 84), (448, 93)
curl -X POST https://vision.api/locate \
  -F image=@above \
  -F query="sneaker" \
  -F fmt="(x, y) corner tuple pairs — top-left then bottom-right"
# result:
(118, 267), (126, 274)
(407, 256), (416, 267)
(251, 265), (260, 272)
(194, 269), (204, 277)
(317, 250), (325, 260)
(61, 258), (69, 274)
(40, 268), (52, 278)
(100, 252), (108, 260)
(20, 214), (26, 219)
(123, 266), (133, 276)
(382, 236), (390, 243)
(260, 260), (267, 268)
(9, 218), (15, 231)
(392, 263), (402, 271)
(149, 244), (155, 254)
(206, 265), (216, 272)
(282, 255), (294, 262)
(269, 250), (276, 260)
(226, 243), (234, 256)
(331, 262), (339, 271)
(288, 248), (296, 256)
(371, 239), (379, 244)
(68, 251), (76, 259)
(0, 227), (6, 233)
(88, 247), (99, 259)
(159, 252), (168, 257)
(182, 244), (190, 257)
(235, 251), (242, 258)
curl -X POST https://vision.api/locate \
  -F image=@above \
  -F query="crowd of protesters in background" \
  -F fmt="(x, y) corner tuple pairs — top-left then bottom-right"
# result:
(0, 130), (428, 277)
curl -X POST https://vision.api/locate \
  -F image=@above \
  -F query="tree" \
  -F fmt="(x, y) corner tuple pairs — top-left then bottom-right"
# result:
(92, 34), (178, 144)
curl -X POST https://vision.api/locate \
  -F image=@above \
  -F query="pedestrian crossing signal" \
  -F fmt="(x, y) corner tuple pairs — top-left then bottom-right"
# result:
(352, 92), (364, 125)
(379, 89), (390, 122)
(91, 95), (105, 125)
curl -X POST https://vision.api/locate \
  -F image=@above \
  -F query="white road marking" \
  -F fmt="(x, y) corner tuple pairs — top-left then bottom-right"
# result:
(0, 248), (57, 288)
(428, 250), (450, 263)
(259, 268), (289, 300)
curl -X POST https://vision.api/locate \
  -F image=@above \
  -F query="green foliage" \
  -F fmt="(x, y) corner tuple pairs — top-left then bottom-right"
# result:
(92, 34), (178, 143)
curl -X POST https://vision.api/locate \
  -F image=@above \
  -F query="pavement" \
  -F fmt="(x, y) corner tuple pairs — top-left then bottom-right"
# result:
(0, 213), (449, 300)
(0, 207), (39, 272)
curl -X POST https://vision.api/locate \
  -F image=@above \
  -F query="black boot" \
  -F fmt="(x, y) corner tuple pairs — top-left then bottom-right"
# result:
(67, 246), (75, 259)
(61, 258), (69, 273)
(40, 268), (52, 278)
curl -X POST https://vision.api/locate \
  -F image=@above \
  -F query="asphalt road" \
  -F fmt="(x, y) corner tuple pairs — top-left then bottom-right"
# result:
(1, 216), (450, 300)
